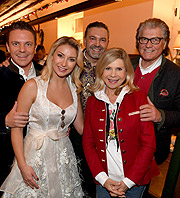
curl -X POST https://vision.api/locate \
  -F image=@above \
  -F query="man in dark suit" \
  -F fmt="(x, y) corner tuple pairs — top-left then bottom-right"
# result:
(132, 18), (180, 166)
(0, 21), (43, 189)
(131, 18), (180, 197)
(0, 50), (6, 64)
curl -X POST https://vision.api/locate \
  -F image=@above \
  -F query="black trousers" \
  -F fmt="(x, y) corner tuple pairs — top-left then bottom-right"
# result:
(69, 126), (96, 198)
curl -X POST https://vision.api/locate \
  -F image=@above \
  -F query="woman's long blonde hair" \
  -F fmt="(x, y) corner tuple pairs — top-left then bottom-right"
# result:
(41, 36), (83, 93)
(93, 48), (138, 95)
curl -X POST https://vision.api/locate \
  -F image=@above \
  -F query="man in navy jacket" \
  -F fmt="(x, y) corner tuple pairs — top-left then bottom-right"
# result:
(0, 21), (42, 188)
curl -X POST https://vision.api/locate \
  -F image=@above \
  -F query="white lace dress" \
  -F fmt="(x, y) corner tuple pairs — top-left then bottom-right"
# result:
(0, 76), (84, 198)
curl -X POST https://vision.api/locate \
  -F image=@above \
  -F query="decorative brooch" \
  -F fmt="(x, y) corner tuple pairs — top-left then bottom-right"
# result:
(159, 89), (169, 97)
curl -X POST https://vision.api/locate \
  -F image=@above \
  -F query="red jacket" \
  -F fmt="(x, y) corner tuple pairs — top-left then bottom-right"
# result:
(82, 90), (159, 186)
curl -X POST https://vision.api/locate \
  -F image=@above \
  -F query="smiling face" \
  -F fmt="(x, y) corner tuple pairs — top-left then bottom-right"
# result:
(102, 58), (126, 93)
(52, 44), (77, 79)
(138, 27), (167, 68)
(84, 27), (109, 65)
(6, 29), (36, 68)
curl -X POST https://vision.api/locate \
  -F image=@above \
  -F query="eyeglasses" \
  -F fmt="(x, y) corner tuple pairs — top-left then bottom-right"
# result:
(139, 37), (164, 45)
(61, 110), (65, 128)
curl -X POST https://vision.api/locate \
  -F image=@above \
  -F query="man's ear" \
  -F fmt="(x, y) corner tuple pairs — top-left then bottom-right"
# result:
(163, 41), (167, 50)
(6, 42), (10, 53)
(83, 37), (86, 48)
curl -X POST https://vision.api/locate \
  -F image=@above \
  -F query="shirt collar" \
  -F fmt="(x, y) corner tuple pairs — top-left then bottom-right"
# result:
(83, 49), (88, 61)
(11, 58), (36, 81)
(94, 85), (130, 109)
(139, 55), (162, 75)
(83, 50), (92, 68)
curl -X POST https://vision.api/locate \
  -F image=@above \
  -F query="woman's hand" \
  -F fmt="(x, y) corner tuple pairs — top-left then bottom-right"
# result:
(104, 178), (126, 197)
(20, 164), (39, 189)
(110, 180), (128, 197)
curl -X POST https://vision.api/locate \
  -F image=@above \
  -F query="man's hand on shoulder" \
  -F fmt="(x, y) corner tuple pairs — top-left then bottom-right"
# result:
(5, 101), (29, 128)
(0, 59), (10, 67)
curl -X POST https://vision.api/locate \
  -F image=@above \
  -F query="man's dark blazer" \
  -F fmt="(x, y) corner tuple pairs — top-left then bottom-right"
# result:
(0, 59), (42, 185)
(131, 55), (180, 165)
(0, 50), (6, 64)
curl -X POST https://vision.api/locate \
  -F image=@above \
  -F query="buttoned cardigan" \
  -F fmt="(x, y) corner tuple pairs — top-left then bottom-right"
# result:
(83, 90), (159, 186)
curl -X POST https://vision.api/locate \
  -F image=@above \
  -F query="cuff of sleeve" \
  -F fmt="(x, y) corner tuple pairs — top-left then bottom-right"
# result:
(122, 177), (136, 189)
(95, 172), (109, 186)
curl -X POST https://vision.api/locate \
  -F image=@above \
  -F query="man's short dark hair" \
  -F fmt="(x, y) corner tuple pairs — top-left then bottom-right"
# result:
(84, 21), (109, 39)
(6, 21), (36, 44)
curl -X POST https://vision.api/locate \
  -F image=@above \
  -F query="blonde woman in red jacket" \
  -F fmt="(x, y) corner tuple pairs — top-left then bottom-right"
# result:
(82, 48), (159, 198)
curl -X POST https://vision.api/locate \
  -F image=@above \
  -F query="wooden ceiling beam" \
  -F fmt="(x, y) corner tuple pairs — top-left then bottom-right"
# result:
(29, 0), (115, 26)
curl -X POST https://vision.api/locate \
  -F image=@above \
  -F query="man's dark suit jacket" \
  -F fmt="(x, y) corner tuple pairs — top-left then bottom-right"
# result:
(0, 59), (42, 185)
(0, 50), (6, 64)
(131, 55), (180, 165)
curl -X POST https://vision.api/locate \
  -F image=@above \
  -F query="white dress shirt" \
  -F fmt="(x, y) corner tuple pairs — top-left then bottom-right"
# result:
(11, 59), (36, 81)
(139, 55), (162, 75)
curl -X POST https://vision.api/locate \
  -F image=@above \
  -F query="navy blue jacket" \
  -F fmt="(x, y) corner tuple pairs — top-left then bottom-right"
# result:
(0, 59), (42, 185)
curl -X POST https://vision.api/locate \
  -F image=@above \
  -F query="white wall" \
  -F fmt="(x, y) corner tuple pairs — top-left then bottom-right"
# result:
(153, 0), (180, 58)
(38, 0), (180, 58)
(84, 0), (153, 54)
(57, 12), (84, 47)
(39, 20), (58, 53)
(37, 12), (84, 54)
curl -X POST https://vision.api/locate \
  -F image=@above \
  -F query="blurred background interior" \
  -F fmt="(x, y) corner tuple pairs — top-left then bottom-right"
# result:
(0, 0), (180, 197)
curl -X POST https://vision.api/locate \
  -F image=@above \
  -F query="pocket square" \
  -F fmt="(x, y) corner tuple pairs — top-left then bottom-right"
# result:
(159, 89), (169, 97)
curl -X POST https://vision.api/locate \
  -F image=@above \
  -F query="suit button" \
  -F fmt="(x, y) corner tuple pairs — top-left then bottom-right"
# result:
(118, 117), (122, 122)
(122, 150), (126, 153)
(120, 139), (124, 143)
(124, 160), (127, 164)
(119, 129), (123, 133)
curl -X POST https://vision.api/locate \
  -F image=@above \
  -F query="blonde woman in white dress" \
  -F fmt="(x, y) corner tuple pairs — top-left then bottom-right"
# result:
(0, 36), (84, 198)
